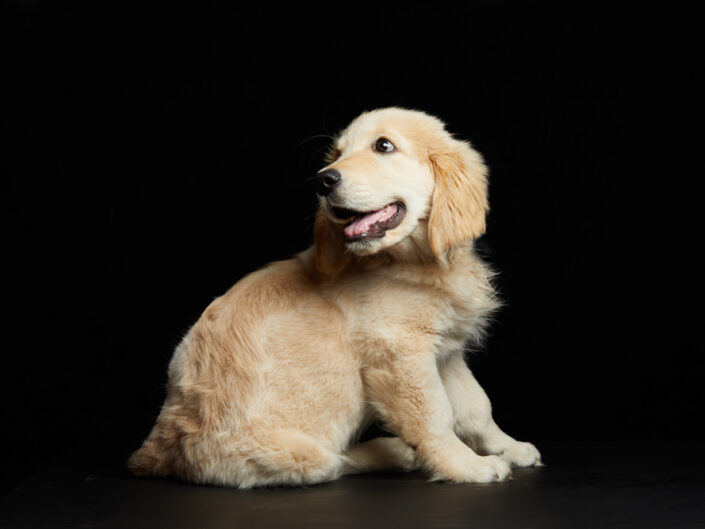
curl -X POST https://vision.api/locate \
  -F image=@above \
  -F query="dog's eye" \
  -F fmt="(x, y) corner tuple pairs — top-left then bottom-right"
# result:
(373, 138), (396, 153)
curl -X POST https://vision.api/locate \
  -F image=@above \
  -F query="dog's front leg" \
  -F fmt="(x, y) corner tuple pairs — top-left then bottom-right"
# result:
(364, 350), (511, 483)
(439, 351), (542, 468)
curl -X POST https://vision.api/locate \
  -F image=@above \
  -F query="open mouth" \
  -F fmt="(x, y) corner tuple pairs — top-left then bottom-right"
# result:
(330, 202), (406, 242)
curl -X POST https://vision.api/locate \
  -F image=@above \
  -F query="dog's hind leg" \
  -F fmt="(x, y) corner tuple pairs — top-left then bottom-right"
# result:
(231, 428), (347, 488)
(342, 437), (419, 475)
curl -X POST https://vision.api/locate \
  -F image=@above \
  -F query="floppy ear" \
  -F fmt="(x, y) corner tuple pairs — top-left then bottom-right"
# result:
(314, 209), (350, 278)
(427, 139), (489, 259)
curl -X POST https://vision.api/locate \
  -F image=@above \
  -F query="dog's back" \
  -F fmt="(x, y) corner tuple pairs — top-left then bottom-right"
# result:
(128, 256), (367, 487)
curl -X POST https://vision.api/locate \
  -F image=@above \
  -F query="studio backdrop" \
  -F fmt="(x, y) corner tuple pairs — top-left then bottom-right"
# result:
(3, 3), (700, 491)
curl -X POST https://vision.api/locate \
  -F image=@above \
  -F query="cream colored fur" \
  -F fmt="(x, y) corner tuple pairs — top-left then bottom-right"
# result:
(128, 107), (541, 488)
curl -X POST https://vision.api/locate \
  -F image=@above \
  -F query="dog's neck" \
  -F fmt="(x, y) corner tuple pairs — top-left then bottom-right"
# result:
(299, 232), (476, 285)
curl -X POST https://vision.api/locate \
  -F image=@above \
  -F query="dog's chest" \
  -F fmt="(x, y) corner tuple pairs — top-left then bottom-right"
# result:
(428, 271), (496, 357)
(346, 257), (498, 358)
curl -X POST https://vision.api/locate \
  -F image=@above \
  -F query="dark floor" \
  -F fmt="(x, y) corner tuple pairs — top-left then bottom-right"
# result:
(1, 439), (703, 529)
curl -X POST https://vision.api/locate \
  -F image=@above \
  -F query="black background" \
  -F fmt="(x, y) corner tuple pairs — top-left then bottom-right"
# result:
(2, 2), (701, 492)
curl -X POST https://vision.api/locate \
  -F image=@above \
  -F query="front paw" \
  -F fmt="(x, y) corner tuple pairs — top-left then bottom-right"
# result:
(433, 454), (512, 483)
(464, 454), (512, 483)
(498, 441), (542, 467)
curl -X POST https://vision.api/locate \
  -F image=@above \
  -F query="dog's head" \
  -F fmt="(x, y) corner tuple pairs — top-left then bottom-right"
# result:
(314, 107), (488, 275)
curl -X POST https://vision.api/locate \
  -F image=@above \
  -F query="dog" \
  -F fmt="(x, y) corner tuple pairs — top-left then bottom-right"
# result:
(128, 107), (542, 488)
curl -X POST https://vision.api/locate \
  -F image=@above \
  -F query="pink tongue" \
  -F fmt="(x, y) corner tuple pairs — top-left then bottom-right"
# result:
(344, 203), (398, 238)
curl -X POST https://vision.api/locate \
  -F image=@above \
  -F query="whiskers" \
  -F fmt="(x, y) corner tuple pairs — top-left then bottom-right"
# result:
(292, 133), (336, 183)
(295, 134), (335, 149)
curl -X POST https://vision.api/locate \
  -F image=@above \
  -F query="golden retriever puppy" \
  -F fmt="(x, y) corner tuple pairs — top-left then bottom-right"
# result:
(128, 107), (542, 488)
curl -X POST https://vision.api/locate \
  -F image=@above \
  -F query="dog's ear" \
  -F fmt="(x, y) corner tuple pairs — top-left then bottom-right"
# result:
(314, 209), (350, 278)
(427, 139), (489, 260)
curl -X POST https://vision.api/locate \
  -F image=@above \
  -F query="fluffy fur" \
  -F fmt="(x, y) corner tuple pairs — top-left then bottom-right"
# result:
(128, 107), (541, 488)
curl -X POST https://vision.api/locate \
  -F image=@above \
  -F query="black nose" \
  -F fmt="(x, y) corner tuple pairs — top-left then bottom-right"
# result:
(315, 168), (341, 196)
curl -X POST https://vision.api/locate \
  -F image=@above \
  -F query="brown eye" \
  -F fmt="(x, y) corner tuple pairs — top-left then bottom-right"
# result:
(373, 137), (395, 153)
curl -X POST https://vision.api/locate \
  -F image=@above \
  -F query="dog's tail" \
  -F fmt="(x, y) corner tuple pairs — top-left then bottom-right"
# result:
(127, 424), (182, 478)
